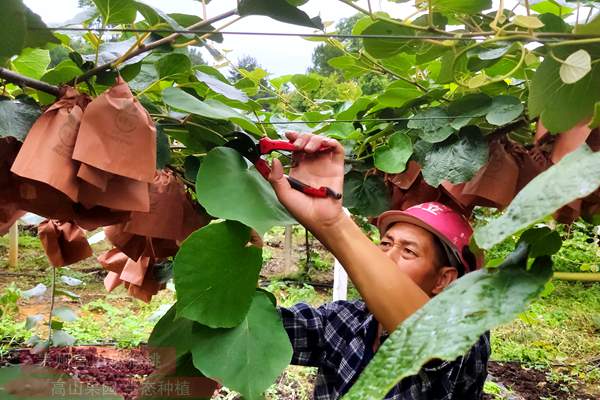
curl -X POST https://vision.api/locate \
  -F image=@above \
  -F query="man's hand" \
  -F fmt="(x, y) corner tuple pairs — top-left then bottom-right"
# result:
(268, 132), (346, 233)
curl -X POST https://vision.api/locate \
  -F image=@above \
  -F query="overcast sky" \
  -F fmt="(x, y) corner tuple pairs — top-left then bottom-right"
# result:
(23, 0), (413, 76)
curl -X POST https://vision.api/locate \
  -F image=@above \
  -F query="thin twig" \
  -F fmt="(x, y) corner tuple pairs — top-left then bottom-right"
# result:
(72, 9), (238, 84)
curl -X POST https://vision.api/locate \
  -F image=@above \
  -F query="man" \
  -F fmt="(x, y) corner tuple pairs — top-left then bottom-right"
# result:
(267, 132), (490, 399)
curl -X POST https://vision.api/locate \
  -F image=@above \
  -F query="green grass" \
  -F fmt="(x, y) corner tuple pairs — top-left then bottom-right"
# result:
(491, 281), (600, 384)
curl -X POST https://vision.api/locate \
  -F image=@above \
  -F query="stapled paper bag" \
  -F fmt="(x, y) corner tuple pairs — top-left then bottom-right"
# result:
(123, 170), (184, 241)
(11, 88), (90, 202)
(97, 248), (129, 274)
(38, 220), (93, 267)
(72, 77), (156, 183)
(77, 175), (150, 212)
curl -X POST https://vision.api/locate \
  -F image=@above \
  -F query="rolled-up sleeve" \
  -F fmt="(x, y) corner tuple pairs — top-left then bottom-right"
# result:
(278, 302), (330, 367)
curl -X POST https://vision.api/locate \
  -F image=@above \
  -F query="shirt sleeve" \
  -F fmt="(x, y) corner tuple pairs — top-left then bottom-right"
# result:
(277, 302), (330, 367)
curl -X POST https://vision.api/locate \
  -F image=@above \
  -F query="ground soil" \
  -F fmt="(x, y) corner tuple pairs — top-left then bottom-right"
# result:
(484, 361), (597, 400)
(2, 347), (597, 400)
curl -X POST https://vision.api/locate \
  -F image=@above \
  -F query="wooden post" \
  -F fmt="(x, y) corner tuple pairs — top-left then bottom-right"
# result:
(8, 221), (18, 268)
(283, 225), (294, 276)
(332, 208), (350, 301)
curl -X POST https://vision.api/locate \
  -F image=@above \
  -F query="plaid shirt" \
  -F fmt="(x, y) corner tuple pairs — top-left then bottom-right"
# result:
(279, 300), (490, 400)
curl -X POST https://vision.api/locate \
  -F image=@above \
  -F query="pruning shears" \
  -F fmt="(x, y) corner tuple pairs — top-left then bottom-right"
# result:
(224, 131), (342, 200)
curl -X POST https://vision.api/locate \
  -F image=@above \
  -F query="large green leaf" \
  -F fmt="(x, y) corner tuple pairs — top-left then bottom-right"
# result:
(529, 45), (600, 132)
(162, 87), (261, 135)
(414, 126), (488, 187)
(376, 81), (422, 108)
(238, 0), (323, 29)
(93, 0), (137, 25)
(374, 132), (413, 173)
(432, 0), (492, 14)
(361, 21), (418, 59)
(196, 147), (295, 233)
(196, 70), (249, 102)
(12, 48), (51, 80)
(408, 108), (455, 143)
(474, 144), (600, 249)
(23, 8), (59, 49)
(344, 243), (553, 400)
(485, 95), (524, 126)
(343, 171), (391, 216)
(0, 0), (26, 60)
(155, 53), (192, 80)
(0, 99), (42, 140)
(148, 303), (194, 359)
(191, 290), (293, 400)
(174, 221), (263, 328)
(447, 93), (492, 129)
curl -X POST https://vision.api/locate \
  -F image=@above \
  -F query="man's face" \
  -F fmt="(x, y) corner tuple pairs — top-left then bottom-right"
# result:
(378, 222), (448, 296)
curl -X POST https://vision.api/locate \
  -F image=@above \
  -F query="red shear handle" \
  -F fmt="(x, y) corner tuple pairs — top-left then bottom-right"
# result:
(287, 176), (342, 200)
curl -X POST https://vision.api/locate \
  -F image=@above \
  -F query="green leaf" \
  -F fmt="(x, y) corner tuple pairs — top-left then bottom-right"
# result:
(538, 13), (572, 33)
(447, 93), (492, 129)
(377, 81), (422, 108)
(291, 74), (320, 91)
(155, 53), (192, 80)
(196, 70), (249, 102)
(52, 330), (76, 346)
(408, 108), (455, 143)
(432, 0), (492, 14)
(531, 1), (573, 16)
(343, 171), (391, 216)
(23, 8), (59, 49)
(374, 132), (413, 173)
(474, 145), (600, 249)
(0, 99), (42, 140)
(574, 14), (600, 35)
(93, 0), (137, 25)
(513, 15), (545, 29)
(148, 303), (194, 359)
(52, 306), (77, 322)
(12, 48), (50, 79)
(191, 290), (293, 400)
(529, 45), (600, 132)
(135, 1), (196, 40)
(175, 221), (262, 328)
(0, 0), (26, 60)
(55, 288), (80, 300)
(162, 87), (261, 135)
(485, 96), (524, 126)
(195, 147), (295, 234)
(156, 125), (171, 169)
(518, 227), (562, 258)
(415, 126), (488, 187)
(238, 0), (323, 29)
(559, 49), (592, 84)
(361, 21), (418, 59)
(344, 246), (553, 400)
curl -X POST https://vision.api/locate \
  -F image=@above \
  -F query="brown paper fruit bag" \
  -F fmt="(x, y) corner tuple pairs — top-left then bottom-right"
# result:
(462, 141), (519, 209)
(72, 77), (156, 183)
(77, 175), (150, 212)
(38, 220), (93, 267)
(123, 170), (184, 241)
(11, 88), (90, 202)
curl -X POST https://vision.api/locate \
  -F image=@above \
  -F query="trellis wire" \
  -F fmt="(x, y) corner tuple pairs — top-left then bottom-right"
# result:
(38, 27), (600, 42)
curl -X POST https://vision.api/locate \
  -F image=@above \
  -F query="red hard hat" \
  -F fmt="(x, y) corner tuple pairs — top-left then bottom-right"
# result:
(376, 202), (480, 274)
